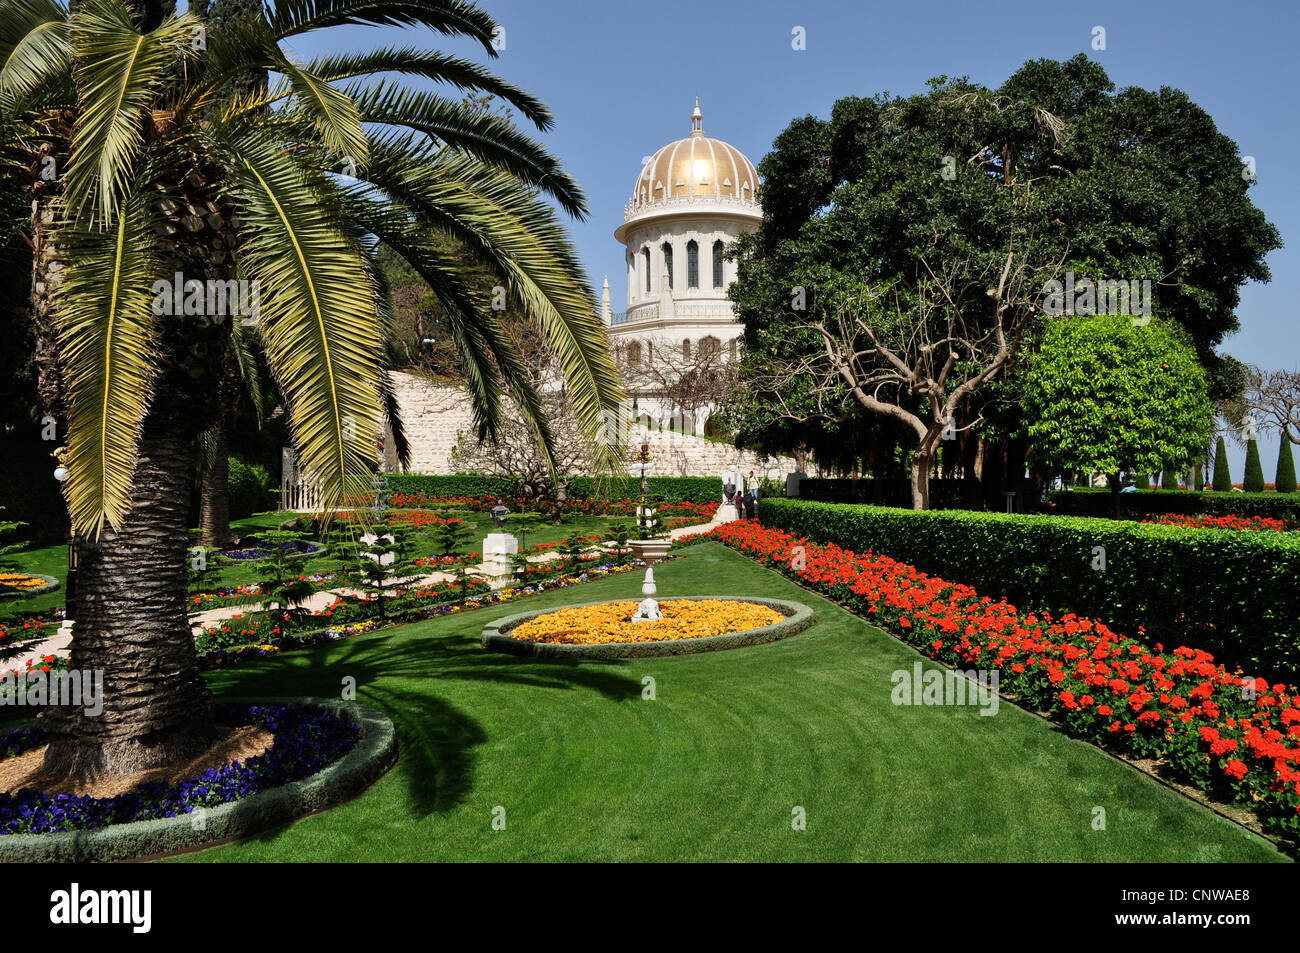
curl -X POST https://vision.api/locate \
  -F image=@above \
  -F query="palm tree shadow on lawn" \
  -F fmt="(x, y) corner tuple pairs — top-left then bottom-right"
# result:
(204, 626), (642, 819)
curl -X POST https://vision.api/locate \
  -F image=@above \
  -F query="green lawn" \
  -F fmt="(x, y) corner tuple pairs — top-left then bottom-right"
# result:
(174, 541), (1287, 862)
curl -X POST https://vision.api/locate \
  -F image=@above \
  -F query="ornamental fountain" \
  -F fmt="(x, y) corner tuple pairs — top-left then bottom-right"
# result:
(626, 443), (671, 622)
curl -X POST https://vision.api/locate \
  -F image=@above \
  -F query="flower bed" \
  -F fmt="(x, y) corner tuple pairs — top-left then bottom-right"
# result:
(705, 520), (1300, 839)
(760, 497), (1300, 679)
(483, 595), (814, 660)
(0, 703), (359, 835)
(0, 573), (59, 599)
(510, 599), (785, 645)
(195, 559), (653, 670)
(220, 539), (326, 562)
(1140, 514), (1292, 532)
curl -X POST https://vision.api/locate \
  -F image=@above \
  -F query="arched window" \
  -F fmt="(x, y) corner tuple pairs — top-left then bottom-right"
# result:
(626, 341), (641, 365)
(712, 240), (725, 288)
(700, 335), (720, 361)
(642, 247), (651, 293)
(661, 242), (673, 290)
(686, 240), (699, 288)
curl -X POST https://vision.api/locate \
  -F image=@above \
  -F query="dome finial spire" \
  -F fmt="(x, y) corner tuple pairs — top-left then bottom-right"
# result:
(690, 97), (703, 137)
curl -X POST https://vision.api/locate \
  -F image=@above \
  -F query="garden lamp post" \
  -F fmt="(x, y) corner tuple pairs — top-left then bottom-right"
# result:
(53, 448), (76, 621)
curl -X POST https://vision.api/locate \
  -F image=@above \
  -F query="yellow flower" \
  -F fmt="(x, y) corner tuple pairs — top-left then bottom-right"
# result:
(510, 600), (784, 645)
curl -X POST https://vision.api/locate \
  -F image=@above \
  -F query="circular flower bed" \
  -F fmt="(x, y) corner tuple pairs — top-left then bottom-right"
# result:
(0, 698), (396, 862)
(0, 703), (358, 835)
(0, 573), (59, 599)
(220, 539), (326, 561)
(482, 596), (814, 659)
(511, 599), (785, 645)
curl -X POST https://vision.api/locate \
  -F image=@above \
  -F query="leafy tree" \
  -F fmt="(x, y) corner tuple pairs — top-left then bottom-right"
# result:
(1022, 316), (1213, 513)
(1212, 437), (1232, 491)
(0, 0), (622, 779)
(1243, 437), (1265, 492)
(728, 55), (1279, 498)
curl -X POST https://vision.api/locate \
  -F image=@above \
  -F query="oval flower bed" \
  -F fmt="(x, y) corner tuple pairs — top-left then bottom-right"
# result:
(220, 539), (326, 561)
(0, 703), (358, 836)
(707, 520), (1300, 842)
(483, 595), (814, 659)
(0, 573), (59, 598)
(512, 599), (784, 645)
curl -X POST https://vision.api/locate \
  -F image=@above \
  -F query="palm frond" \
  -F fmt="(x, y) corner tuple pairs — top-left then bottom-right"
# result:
(351, 145), (624, 473)
(0, 0), (70, 111)
(205, 119), (384, 508)
(305, 47), (550, 128)
(350, 91), (587, 218)
(272, 60), (368, 163)
(268, 0), (500, 57)
(55, 190), (162, 534)
(65, 0), (197, 226)
(229, 320), (267, 427)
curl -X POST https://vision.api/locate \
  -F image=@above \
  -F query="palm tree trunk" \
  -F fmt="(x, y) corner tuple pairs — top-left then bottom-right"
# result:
(198, 368), (237, 548)
(39, 409), (215, 780)
(199, 442), (235, 549)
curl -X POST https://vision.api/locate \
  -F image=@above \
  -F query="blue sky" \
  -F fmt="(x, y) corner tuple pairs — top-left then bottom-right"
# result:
(298, 0), (1299, 475)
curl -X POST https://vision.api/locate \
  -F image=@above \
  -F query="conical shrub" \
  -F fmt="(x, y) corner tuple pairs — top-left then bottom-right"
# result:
(1276, 439), (1297, 494)
(1212, 437), (1232, 491)
(1244, 438), (1265, 492)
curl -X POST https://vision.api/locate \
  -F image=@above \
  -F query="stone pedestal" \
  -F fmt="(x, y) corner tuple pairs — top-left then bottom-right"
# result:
(715, 502), (739, 523)
(482, 532), (519, 589)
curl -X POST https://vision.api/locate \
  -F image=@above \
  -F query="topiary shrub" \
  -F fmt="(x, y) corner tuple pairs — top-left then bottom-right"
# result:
(1244, 438), (1265, 492)
(1212, 437), (1232, 491)
(1161, 469), (1178, 490)
(1276, 440), (1297, 494)
(1135, 472), (1150, 490)
(227, 456), (274, 519)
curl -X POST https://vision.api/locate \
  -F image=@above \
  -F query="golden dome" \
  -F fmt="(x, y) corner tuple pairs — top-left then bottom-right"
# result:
(630, 99), (759, 207)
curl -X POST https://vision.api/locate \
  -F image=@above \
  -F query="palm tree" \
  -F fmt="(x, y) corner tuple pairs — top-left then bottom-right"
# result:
(0, 0), (623, 779)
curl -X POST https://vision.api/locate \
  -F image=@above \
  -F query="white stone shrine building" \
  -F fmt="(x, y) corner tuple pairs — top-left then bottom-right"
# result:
(601, 99), (761, 436)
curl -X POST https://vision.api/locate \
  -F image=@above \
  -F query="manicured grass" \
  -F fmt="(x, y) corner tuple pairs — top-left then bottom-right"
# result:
(175, 542), (1288, 862)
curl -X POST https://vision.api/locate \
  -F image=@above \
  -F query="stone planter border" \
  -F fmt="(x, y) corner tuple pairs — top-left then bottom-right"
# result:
(0, 696), (396, 863)
(481, 595), (815, 660)
(0, 574), (59, 600)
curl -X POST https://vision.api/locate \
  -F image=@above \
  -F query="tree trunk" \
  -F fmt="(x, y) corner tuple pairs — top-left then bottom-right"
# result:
(198, 381), (236, 549)
(1107, 472), (1121, 518)
(39, 410), (216, 780)
(910, 448), (932, 510)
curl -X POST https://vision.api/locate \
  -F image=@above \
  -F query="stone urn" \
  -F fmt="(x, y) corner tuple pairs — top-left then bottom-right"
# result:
(627, 538), (672, 622)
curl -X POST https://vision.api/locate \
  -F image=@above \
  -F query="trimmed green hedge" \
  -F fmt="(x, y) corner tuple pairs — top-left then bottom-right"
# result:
(384, 473), (719, 504)
(797, 477), (991, 509)
(1048, 487), (1300, 522)
(760, 497), (1300, 679)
